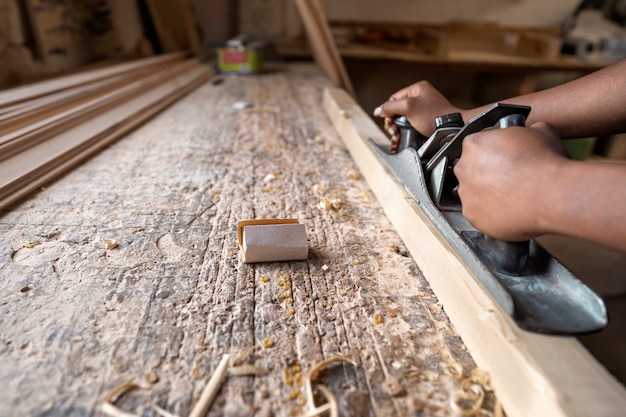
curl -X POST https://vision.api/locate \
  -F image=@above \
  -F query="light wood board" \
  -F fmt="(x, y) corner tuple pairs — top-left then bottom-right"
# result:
(323, 86), (626, 417)
(0, 59), (213, 210)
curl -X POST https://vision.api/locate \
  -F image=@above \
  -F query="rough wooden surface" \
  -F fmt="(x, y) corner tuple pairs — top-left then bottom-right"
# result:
(0, 64), (490, 417)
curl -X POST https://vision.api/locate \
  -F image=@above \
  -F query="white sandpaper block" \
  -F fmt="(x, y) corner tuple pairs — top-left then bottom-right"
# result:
(237, 219), (308, 263)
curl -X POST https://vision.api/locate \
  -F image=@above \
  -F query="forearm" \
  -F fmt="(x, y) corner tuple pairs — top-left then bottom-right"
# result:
(538, 160), (626, 253)
(462, 59), (626, 139)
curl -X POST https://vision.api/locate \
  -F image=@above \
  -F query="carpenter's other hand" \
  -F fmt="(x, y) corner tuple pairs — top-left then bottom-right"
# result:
(373, 81), (460, 150)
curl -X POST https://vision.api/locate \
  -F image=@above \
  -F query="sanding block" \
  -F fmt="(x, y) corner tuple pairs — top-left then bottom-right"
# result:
(237, 219), (308, 263)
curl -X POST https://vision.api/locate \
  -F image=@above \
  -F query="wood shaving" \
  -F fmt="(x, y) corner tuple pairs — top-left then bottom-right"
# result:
(451, 368), (496, 417)
(452, 381), (485, 416)
(311, 385), (337, 417)
(23, 241), (42, 248)
(304, 354), (356, 416)
(445, 361), (465, 379)
(318, 193), (342, 211)
(232, 345), (257, 366)
(103, 238), (118, 249)
(312, 184), (325, 195)
(189, 354), (231, 417)
(101, 382), (146, 417)
(263, 172), (277, 183)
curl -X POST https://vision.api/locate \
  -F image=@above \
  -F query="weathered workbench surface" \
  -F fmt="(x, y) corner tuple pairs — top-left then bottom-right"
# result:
(0, 64), (492, 416)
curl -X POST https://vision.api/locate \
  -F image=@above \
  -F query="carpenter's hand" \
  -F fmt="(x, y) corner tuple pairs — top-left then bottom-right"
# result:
(373, 81), (461, 150)
(454, 122), (570, 241)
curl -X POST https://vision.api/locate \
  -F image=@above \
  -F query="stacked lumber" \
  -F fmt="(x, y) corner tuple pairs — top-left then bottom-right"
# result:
(0, 53), (214, 211)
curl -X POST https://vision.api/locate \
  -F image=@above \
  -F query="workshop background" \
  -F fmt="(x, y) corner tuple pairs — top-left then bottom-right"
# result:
(1, 0), (626, 413)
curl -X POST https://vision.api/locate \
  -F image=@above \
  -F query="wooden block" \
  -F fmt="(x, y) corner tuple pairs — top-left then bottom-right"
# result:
(237, 219), (308, 263)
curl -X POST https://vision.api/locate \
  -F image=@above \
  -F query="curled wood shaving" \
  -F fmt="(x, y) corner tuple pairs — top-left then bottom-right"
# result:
(101, 382), (146, 417)
(318, 193), (342, 211)
(445, 361), (465, 379)
(189, 354), (231, 417)
(307, 354), (356, 382)
(306, 385), (337, 417)
(303, 402), (331, 417)
(468, 368), (492, 391)
(304, 355), (356, 416)
(452, 381), (486, 416)
(102, 349), (268, 417)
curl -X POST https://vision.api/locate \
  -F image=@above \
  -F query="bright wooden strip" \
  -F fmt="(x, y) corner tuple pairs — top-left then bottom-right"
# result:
(323, 86), (626, 417)
(188, 354), (231, 417)
(0, 61), (176, 135)
(0, 59), (199, 161)
(0, 52), (187, 109)
(0, 63), (213, 209)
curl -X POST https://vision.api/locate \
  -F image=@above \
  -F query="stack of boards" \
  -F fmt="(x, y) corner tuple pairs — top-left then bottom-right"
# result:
(0, 52), (214, 211)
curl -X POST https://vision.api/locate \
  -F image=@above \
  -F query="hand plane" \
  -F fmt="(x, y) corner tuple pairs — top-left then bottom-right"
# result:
(370, 104), (607, 335)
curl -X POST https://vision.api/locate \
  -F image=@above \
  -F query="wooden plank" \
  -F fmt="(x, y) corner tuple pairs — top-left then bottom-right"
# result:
(0, 59), (199, 161)
(0, 60), (177, 136)
(323, 86), (626, 417)
(0, 52), (187, 109)
(294, 0), (355, 96)
(0, 61), (213, 210)
(0, 63), (496, 417)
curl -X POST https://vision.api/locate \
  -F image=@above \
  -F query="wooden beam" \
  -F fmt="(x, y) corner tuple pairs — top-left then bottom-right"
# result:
(323, 86), (626, 417)
(0, 52), (187, 109)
